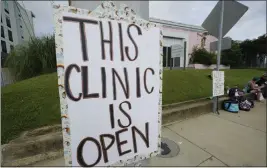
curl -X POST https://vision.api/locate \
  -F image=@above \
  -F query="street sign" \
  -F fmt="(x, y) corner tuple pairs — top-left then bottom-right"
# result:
(203, 0), (248, 114)
(212, 71), (225, 97)
(171, 44), (184, 58)
(210, 37), (232, 52)
(53, 2), (162, 167)
(202, 0), (248, 39)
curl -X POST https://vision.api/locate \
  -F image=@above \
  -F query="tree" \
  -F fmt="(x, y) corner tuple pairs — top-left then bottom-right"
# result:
(239, 34), (266, 67)
(221, 33), (266, 68)
(221, 40), (243, 67)
(5, 35), (56, 81)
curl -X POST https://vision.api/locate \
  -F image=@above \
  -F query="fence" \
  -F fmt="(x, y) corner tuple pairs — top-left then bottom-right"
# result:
(1, 68), (16, 87)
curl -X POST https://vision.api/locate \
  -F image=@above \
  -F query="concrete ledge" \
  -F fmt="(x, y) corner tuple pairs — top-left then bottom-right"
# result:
(162, 97), (228, 124)
(1, 97), (228, 166)
(2, 125), (63, 166)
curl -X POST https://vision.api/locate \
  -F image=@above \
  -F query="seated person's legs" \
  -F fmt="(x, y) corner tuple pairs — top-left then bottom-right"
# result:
(250, 89), (262, 100)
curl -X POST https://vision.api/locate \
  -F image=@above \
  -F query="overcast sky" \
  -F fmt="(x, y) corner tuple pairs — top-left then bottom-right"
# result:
(21, 1), (266, 41)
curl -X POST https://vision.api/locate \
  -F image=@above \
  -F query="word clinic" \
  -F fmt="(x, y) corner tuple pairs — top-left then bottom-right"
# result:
(63, 16), (156, 101)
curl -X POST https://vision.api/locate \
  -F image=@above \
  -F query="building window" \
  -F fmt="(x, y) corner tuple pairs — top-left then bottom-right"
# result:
(10, 45), (14, 51)
(21, 36), (24, 39)
(1, 26), (5, 38)
(6, 16), (11, 28)
(4, 0), (9, 13)
(1, 16), (2, 23)
(1, 40), (7, 53)
(173, 57), (180, 67)
(163, 46), (172, 67)
(8, 30), (13, 42)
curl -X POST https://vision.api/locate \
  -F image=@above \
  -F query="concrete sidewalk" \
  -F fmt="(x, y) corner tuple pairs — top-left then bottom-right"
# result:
(32, 101), (266, 167)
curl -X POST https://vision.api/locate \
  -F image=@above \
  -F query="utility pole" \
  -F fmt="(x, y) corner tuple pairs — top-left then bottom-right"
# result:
(213, 0), (225, 114)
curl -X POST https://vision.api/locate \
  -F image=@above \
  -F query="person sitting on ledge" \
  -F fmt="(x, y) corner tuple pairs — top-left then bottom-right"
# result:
(244, 77), (265, 101)
(256, 73), (267, 98)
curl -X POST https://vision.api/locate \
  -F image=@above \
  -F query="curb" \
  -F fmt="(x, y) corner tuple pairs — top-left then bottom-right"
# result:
(2, 125), (63, 166)
(162, 97), (228, 124)
(1, 98), (227, 166)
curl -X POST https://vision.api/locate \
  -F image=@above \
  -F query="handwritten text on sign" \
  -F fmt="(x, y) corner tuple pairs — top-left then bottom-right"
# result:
(62, 13), (160, 167)
(212, 71), (225, 97)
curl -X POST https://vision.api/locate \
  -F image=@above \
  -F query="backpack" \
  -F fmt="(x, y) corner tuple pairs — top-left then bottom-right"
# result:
(239, 97), (254, 111)
(228, 87), (244, 98)
(228, 88), (237, 97)
(223, 99), (239, 113)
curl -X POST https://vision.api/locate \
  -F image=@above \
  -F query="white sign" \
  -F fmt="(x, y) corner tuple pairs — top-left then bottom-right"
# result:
(212, 71), (225, 97)
(171, 44), (184, 58)
(54, 5), (162, 167)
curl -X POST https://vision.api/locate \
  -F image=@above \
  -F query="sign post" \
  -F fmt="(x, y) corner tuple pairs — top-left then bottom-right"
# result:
(202, 0), (248, 114)
(183, 41), (187, 70)
(214, 0), (224, 114)
(53, 2), (162, 167)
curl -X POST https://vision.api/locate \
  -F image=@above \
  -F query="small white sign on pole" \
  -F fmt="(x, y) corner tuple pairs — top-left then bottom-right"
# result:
(53, 2), (162, 167)
(212, 71), (225, 97)
(171, 44), (184, 58)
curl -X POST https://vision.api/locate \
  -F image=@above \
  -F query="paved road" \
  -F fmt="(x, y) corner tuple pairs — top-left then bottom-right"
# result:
(33, 101), (266, 167)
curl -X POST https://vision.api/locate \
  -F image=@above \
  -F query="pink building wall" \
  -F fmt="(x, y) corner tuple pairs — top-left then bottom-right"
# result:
(163, 26), (217, 55)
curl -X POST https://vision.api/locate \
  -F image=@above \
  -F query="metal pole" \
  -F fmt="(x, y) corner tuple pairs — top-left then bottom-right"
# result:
(213, 0), (224, 114)
(183, 41), (187, 70)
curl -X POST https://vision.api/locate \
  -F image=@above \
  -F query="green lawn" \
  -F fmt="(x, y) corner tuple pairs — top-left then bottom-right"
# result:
(1, 69), (264, 144)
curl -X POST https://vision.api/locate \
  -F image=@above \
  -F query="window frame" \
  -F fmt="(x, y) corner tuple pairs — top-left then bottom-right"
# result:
(8, 30), (13, 42)
(6, 15), (11, 28)
(1, 40), (7, 53)
(1, 26), (5, 38)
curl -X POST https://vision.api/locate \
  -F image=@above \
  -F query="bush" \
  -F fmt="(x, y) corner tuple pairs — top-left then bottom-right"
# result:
(191, 47), (216, 65)
(5, 35), (56, 81)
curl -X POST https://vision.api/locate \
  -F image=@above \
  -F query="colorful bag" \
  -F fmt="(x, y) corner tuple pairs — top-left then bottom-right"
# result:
(223, 99), (239, 113)
(239, 97), (254, 111)
(239, 100), (251, 111)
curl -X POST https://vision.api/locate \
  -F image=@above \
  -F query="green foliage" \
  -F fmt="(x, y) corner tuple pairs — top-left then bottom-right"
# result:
(191, 47), (216, 65)
(239, 34), (267, 67)
(221, 40), (243, 67)
(220, 34), (267, 68)
(5, 35), (56, 81)
(2, 69), (264, 143)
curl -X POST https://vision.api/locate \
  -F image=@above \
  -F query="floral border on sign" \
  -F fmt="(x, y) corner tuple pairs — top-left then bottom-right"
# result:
(53, 1), (163, 167)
